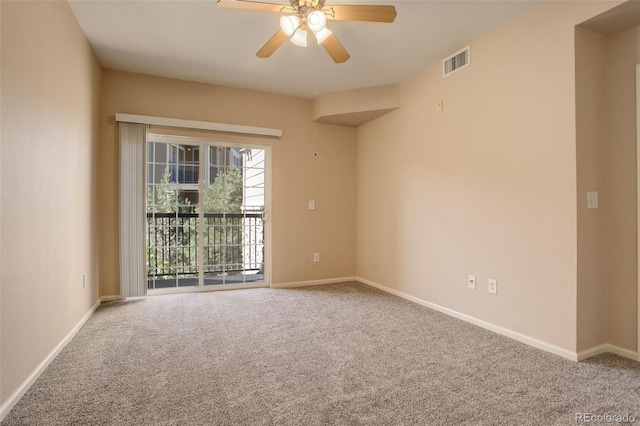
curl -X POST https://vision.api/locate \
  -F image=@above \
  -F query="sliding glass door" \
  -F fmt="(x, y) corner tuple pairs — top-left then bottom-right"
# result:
(146, 136), (267, 292)
(146, 140), (199, 289)
(202, 145), (265, 285)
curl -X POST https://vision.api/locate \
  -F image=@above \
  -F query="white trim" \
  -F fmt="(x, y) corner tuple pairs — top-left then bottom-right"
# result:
(264, 145), (273, 286)
(608, 344), (639, 361)
(636, 64), (640, 361)
(144, 134), (272, 295)
(100, 295), (125, 303)
(148, 282), (270, 296)
(116, 113), (282, 138)
(578, 344), (610, 361)
(0, 299), (101, 422)
(357, 277), (578, 361)
(148, 134), (270, 150)
(270, 277), (357, 289)
(578, 343), (639, 362)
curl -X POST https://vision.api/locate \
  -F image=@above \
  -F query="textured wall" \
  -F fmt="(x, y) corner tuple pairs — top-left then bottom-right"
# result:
(98, 70), (357, 296)
(575, 26), (608, 352)
(356, 1), (619, 352)
(0, 0), (102, 409)
(606, 24), (640, 351)
(575, 22), (640, 355)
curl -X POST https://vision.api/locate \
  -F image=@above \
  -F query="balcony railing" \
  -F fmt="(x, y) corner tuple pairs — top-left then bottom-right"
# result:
(146, 212), (264, 285)
(168, 161), (199, 185)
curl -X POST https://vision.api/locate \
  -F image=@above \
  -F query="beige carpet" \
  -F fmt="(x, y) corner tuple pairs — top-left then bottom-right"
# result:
(3, 282), (639, 425)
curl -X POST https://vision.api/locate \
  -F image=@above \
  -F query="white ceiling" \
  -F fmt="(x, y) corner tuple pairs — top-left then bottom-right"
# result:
(68, 0), (539, 99)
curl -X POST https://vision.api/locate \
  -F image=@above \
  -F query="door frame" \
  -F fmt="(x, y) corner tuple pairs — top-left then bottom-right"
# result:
(636, 64), (639, 360)
(146, 134), (272, 295)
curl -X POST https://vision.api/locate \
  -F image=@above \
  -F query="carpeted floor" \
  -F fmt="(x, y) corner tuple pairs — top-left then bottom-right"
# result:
(3, 282), (639, 425)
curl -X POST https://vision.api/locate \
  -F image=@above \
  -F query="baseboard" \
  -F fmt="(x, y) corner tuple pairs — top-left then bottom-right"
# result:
(357, 276), (579, 362)
(100, 295), (124, 303)
(578, 343), (639, 362)
(0, 298), (101, 422)
(271, 276), (358, 289)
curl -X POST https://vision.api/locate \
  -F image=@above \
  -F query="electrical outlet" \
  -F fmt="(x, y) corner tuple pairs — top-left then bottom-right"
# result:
(468, 275), (476, 290)
(309, 200), (315, 210)
(313, 253), (320, 263)
(488, 279), (497, 295)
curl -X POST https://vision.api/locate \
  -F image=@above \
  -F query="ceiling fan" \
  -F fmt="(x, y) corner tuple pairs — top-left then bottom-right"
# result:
(217, 0), (397, 63)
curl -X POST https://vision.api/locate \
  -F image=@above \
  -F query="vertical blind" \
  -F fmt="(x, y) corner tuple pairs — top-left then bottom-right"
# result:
(119, 122), (148, 297)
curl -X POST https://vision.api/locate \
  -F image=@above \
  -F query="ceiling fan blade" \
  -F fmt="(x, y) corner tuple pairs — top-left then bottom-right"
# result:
(256, 29), (289, 58)
(217, 0), (290, 14)
(321, 33), (350, 64)
(323, 5), (397, 23)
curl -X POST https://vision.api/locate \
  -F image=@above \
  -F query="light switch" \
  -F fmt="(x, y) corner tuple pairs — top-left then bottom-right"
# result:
(309, 200), (315, 210)
(587, 192), (598, 209)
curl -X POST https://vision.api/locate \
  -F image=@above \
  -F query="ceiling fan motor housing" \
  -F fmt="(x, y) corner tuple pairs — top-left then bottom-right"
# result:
(291, 0), (327, 13)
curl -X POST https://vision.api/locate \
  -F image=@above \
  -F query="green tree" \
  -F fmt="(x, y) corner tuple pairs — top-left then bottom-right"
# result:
(203, 167), (244, 275)
(147, 166), (250, 283)
(203, 167), (243, 213)
(147, 167), (191, 213)
(147, 167), (195, 283)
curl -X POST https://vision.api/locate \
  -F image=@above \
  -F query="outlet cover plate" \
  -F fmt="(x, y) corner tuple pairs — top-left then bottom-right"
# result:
(468, 275), (476, 290)
(488, 279), (497, 295)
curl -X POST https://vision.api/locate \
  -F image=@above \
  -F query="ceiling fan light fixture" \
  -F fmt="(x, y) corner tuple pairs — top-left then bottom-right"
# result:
(290, 27), (308, 47)
(314, 26), (332, 44)
(307, 10), (326, 33)
(279, 15), (300, 37)
(219, 0), (397, 64)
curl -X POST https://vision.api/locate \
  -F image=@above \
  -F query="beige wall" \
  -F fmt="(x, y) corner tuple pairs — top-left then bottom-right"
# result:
(0, 0), (102, 408)
(575, 21), (640, 354)
(575, 26), (609, 352)
(606, 25), (640, 351)
(315, 84), (400, 127)
(356, 1), (619, 352)
(99, 70), (357, 297)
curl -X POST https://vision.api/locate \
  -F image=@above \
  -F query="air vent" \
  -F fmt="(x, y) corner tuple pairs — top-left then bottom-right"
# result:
(442, 45), (470, 78)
